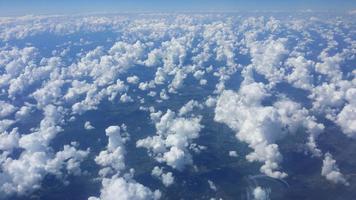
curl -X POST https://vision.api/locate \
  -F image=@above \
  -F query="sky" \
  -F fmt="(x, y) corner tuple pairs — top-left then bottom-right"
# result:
(0, 0), (356, 16)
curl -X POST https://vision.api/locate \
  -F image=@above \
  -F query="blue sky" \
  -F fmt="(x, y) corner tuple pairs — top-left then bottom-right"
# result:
(0, 0), (355, 16)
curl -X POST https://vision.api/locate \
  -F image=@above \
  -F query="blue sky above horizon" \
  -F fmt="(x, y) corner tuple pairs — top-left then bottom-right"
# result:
(0, 0), (356, 16)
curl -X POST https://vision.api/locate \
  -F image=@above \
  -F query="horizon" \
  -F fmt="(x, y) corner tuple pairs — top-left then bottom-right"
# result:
(0, 0), (356, 16)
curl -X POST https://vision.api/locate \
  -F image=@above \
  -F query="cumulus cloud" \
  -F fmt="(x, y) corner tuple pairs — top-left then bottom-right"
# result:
(215, 80), (325, 178)
(14, 105), (32, 120)
(336, 88), (356, 137)
(84, 121), (95, 130)
(151, 166), (175, 187)
(0, 101), (16, 119)
(95, 125), (129, 177)
(0, 143), (89, 197)
(127, 75), (140, 85)
(321, 153), (349, 186)
(90, 126), (160, 200)
(0, 128), (19, 152)
(178, 100), (202, 116)
(0, 12), (354, 199)
(253, 186), (270, 200)
(90, 176), (161, 200)
(208, 180), (217, 191)
(137, 108), (202, 171)
(229, 151), (238, 157)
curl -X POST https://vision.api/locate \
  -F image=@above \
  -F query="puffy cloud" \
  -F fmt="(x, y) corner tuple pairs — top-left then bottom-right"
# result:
(214, 83), (286, 178)
(215, 81), (325, 178)
(229, 151), (238, 157)
(253, 186), (270, 200)
(208, 180), (217, 191)
(336, 104), (356, 138)
(45, 143), (90, 177)
(0, 128), (19, 152)
(0, 12), (354, 200)
(90, 176), (161, 200)
(246, 37), (289, 86)
(0, 143), (89, 197)
(84, 121), (95, 130)
(205, 96), (216, 108)
(178, 100), (202, 116)
(321, 153), (349, 186)
(137, 109), (202, 171)
(151, 166), (175, 187)
(14, 105), (32, 120)
(127, 76), (140, 85)
(0, 119), (15, 133)
(0, 101), (16, 119)
(91, 126), (161, 200)
(120, 93), (134, 103)
(336, 88), (356, 137)
(285, 56), (314, 90)
(315, 51), (343, 82)
(95, 125), (129, 176)
(168, 69), (187, 93)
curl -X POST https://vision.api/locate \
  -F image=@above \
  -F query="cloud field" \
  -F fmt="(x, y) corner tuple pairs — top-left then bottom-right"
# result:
(0, 12), (355, 199)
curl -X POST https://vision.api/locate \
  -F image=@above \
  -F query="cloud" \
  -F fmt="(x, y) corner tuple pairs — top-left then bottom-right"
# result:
(321, 153), (349, 186)
(0, 101), (16, 119)
(0, 12), (354, 199)
(95, 125), (129, 176)
(90, 126), (161, 200)
(151, 166), (175, 187)
(336, 88), (356, 137)
(0, 143), (89, 197)
(90, 176), (161, 200)
(229, 151), (238, 157)
(178, 100), (202, 116)
(215, 80), (325, 178)
(253, 186), (270, 200)
(0, 128), (19, 152)
(137, 108), (202, 171)
(214, 83), (287, 178)
(208, 180), (217, 191)
(127, 75), (140, 85)
(14, 105), (32, 121)
(46, 143), (90, 177)
(84, 121), (95, 130)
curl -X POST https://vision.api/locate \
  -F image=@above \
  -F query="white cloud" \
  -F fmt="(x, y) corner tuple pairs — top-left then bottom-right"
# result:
(127, 76), (140, 85)
(336, 88), (356, 137)
(95, 125), (129, 177)
(321, 153), (349, 186)
(84, 121), (95, 130)
(0, 128), (19, 152)
(229, 151), (238, 157)
(15, 105), (32, 120)
(151, 166), (174, 187)
(0, 143), (89, 197)
(178, 100), (202, 116)
(215, 80), (325, 178)
(0, 101), (16, 119)
(0, 119), (15, 133)
(91, 126), (161, 200)
(46, 143), (90, 177)
(91, 176), (161, 200)
(120, 93), (134, 103)
(253, 186), (270, 200)
(205, 96), (216, 108)
(208, 180), (217, 191)
(214, 83), (287, 178)
(285, 56), (314, 90)
(137, 109), (202, 171)
(0, 13), (354, 199)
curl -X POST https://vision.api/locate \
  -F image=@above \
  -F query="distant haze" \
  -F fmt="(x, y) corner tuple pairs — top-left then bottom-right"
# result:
(0, 0), (356, 16)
